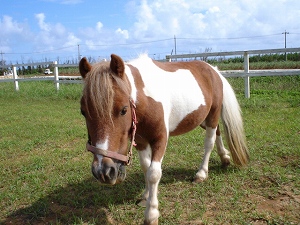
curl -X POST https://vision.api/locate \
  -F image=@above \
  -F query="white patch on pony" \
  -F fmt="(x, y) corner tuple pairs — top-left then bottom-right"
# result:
(148, 161), (162, 183)
(216, 135), (231, 165)
(138, 145), (152, 202)
(95, 154), (103, 163)
(96, 138), (109, 151)
(125, 65), (137, 102)
(195, 126), (217, 181)
(95, 138), (109, 163)
(128, 55), (206, 133)
(145, 161), (161, 223)
(138, 145), (152, 173)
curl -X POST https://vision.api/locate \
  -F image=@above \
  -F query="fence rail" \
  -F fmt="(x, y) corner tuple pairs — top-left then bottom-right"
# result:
(0, 61), (82, 91)
(221, 69), (300, 77)
(166, 47), (300, 98)
(165, 47), (300, 59)
(1, 47), (300, 97)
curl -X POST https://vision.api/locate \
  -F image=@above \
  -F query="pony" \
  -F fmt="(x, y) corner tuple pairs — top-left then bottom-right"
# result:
(79, 54), (249, 225)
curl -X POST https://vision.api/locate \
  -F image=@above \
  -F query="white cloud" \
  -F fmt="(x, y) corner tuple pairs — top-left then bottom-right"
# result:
(70, 0), (299, 58)
(96, 22), (103, 32)
(33, 13), (81, 52)
(125, 0), (299, 52)
(0, 15), (23, 35)
(85, 40), (99, 50)
(116, 28), (129, 39)
(208, 6), (220, 13)
(80, 21), (130, 52)
(53, 23), (66, 36)
(130, 0), (208, 39)
(79, 22), (105, 43)
(35, 13), (50, 31)
(131, 0), (167, 39)
(0, 15), (32, 54)
(63, 33), (81, 47)
(2, 0), (299, 62)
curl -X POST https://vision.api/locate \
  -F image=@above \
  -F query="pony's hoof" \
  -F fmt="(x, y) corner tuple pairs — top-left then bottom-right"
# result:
(136, 199), (147, 207)
(144, 219), (158, 225)
(193, 176), (206, 183)
(221, 156), (231, 168)
(193, 170), (208, 183)
(221, 160), (231, 168)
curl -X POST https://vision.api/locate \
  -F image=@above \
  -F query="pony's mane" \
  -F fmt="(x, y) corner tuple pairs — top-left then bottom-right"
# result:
(82, 61), (131, 122)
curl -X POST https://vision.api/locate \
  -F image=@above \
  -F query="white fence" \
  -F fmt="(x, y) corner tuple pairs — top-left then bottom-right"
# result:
(0, 61), (81, 91)
(1, 47), (300, 98)
(166, 47), (300, 98)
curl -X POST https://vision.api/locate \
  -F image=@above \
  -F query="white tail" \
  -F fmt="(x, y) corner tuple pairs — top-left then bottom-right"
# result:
(219, 74), (249, 166)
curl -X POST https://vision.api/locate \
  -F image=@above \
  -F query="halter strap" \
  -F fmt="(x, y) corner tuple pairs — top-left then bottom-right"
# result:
(86, 142), (129, 163)
(86, 99), (137, 166)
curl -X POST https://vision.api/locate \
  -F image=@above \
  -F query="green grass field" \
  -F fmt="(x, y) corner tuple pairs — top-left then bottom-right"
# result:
(0, 75), (299, 225)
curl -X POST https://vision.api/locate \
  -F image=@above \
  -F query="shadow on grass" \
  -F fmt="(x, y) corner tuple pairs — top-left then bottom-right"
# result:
(2, 162), (236, 225)
(3, 173), (145, 225)
(161, 158), (239, 184)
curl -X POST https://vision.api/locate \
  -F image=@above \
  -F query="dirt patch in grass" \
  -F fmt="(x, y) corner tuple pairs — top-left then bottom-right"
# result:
(249, 190), (300, 224)
(191, 185), (300, 225)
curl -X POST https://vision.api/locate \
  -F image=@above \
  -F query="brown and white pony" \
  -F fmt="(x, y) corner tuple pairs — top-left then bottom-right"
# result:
(79, 54), (249, 225)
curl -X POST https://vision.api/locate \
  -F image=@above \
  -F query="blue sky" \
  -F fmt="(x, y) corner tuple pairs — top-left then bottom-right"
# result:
(1, 0), (299, 64)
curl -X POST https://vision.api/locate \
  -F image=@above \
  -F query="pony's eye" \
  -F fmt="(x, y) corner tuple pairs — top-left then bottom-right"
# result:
(120, 107), (128, 116)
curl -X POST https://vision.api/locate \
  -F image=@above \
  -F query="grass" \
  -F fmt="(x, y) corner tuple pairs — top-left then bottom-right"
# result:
(0, 76), (299, 225)
(213, 60), (300, 70)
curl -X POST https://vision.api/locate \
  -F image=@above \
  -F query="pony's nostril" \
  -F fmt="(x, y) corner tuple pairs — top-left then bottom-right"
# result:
(92, 166), (98, 179)
(105, 167), (111, 179)
(100, 172), (106, 182)
(105, 166), (116, 180)
(91, 160), (121, 184)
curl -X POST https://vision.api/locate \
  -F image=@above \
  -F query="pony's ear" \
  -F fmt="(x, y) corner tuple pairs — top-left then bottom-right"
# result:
(79, 57), (92, 78)
(110, 54), (125, 77)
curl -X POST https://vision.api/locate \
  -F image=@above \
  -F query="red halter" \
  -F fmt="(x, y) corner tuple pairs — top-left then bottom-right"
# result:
(86, 99), (137, 166)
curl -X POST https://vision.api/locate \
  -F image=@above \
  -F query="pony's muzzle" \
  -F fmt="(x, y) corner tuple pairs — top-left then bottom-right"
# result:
(91, 157), (126, 185)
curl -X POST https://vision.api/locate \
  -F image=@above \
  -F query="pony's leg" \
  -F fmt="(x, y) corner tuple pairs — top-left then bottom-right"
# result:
(140, 138), (166, 225)
(194, 126), (217, 183)
(138, 145), (152, 206)
(215, 126), (231, 167)
(200, 125), (231, 168)
(138, 143), (162, 225)
(144, 161), (162, 225)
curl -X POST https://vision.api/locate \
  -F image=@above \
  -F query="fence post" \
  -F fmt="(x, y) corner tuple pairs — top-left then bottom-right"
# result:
(166, 55), (171, 62)
(243, 51), (250, 98)
(53, 61), (59, 90)
(12, 65), (19, 91)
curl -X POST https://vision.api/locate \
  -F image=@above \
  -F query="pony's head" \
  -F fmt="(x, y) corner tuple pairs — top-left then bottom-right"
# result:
(79, 54), (135, 185)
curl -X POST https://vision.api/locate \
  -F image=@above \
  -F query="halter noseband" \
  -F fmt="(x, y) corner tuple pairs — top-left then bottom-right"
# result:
(86, 99), (137, 166)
